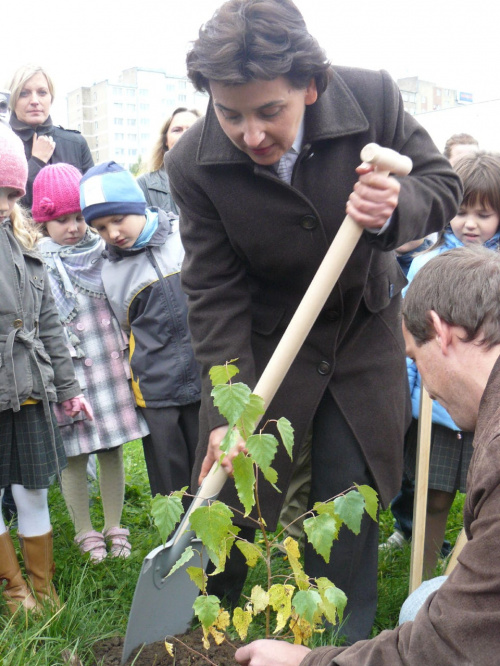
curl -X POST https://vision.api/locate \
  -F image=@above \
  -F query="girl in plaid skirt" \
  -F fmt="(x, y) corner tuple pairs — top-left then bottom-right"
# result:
(31, 163), (149, 563)
(0, 123), (91, 614)
(404, 151), (500, 577)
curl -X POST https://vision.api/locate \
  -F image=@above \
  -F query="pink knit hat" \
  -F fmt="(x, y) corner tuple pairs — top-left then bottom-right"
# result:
(32, 163), (82, 223)
(0, 122), (28, 196)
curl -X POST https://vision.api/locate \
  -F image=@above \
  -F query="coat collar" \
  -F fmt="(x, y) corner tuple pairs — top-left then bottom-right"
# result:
(196, 68), (369, 167)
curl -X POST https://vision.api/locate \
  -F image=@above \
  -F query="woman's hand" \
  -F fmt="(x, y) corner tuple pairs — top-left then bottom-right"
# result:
(235, 639), (311, 666)
(346, 163), (400, 231)
(61, 395), (94, 420)
(31, 133), (55, 163)
(198, 424), (246, 485)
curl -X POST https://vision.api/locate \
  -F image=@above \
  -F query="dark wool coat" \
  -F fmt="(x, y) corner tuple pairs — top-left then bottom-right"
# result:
(302, 356), (500, 665)
(166, 66), (462, 529)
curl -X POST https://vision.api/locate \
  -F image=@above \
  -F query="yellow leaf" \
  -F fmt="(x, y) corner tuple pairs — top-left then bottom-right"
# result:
(209, 626), (226, 645)
(236, 540), (262, 567)
(269, 584), (294, 633)
(215, 609), (231, 631)
(164, 640), (174, 657)
(233, 607), (253, 640)
(289, 612), (314, 645)
(284, 537), (309, 591)
(202, 628), (210, 650)
(250, 585), (269, 615)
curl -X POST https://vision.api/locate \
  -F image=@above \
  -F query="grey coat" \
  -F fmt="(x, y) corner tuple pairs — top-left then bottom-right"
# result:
(166, 66), (462, 528)
(0, 221), (81, 412)
(137, 168), (178, 215)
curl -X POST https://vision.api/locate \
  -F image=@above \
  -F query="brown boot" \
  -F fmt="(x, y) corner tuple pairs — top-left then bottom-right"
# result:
(0, 530), (37, 614)
(19, 528), (60, 608)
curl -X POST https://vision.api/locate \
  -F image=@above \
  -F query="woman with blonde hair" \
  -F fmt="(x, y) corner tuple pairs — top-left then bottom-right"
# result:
(7, 64), (93, 209)
(137, 107), (201, 214)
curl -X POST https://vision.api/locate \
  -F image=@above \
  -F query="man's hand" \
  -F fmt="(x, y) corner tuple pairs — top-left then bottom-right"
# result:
(346, 163), (400, 230)
(31, 133), (55, 163)
(235, 639), (311, 666)
(198, 424), (246, 485)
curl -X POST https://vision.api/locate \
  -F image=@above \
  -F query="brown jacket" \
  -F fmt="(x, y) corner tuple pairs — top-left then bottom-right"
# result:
(166, 66), (461, 528)
(302, 355), (500, 665)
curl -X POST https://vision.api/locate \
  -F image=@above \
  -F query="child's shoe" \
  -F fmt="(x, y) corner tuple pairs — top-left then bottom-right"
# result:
(74, 530), (107, 563)
(103, 527), (131, 559)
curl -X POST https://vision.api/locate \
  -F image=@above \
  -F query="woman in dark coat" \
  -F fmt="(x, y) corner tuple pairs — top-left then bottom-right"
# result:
(137, 107), (201, 214)
(7, 64), (94, 210)
(166, 0), (462, 643)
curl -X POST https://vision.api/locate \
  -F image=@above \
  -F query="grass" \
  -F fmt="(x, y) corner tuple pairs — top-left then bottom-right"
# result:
(0, 439), (466, 664)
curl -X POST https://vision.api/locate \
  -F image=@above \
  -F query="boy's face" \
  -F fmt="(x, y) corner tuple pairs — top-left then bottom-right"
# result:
(91, 214), (146, 249)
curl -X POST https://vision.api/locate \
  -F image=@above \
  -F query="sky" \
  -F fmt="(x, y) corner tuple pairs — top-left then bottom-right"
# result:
(2, 0), (499, 130)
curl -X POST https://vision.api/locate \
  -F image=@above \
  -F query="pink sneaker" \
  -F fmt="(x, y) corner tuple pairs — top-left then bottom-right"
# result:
(103, 527), (131, 558)
(74, 530), (107, 563)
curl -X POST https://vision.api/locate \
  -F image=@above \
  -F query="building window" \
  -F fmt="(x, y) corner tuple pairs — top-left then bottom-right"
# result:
(140, 103), (150, 111)
(178, 95), (187, 103)
(95, 121), (98, 130)
(127, 104), (136, 113)
(113, 87), (123, 97)
(115, 133), (124, 140)
(139, 88), (148, 96)
(178, 80), (187, 89)
(114, 118), (124, 125)
(126, 88), (135, 97)
(114, 102), (123, 111)
(436, 89), (441, 96)
(141, 133), (150, 141)
(115, 148), (125, 156)
(140, 118), (150, 125)
(127, 118), (136, 126)
(129, 148), (137, 156)
(128, 134), (137, 142)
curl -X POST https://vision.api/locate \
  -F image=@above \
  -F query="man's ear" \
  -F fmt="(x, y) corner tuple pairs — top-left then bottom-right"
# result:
(429, 310), (452, 354)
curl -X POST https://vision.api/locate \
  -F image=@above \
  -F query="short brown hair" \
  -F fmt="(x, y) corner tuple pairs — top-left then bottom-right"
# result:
(403, 246), (500, 349)
(443, 133), (478, 160)
(7, 64), (55, 111)
(187, 0), (332, 96)
(148, 107), (202, 172)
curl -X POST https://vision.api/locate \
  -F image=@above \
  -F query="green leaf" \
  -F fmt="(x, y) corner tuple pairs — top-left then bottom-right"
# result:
(233, 453), (256, 516)
(316, 577), (347, 625)
(236, 540), (263, 568)
(246, 433), (278, 471)
(211, 382), (251, 424)
(303, 513), (340, 563)
(186, 566), (207, 592)
(151, 493), (185, 545)
(292, 589), (322, 625)
(276, 417), (294, 460)
(164, 545), (195, 579)
(220, 427), (241, 455)
(189, 502), (235, 554)
(236, 393), (265, 440)
(260, 465), (278, 487)
(355, 484), (379, 522)
(333, 490), (366, 535)
(193, 595), (220, 630)
(209, 362), (239, 387)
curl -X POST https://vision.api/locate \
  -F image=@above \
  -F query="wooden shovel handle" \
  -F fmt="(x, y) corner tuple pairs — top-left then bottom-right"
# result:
(179, 144), (413, 537)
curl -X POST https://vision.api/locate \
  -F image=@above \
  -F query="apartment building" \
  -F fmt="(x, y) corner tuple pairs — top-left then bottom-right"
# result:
(67, 67), (208, 170)
(397, 76), (472, 115)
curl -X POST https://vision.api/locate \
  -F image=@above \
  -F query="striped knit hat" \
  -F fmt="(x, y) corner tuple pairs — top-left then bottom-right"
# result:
(79, 161), (146, 225)
(32, 163), (82, 223)
(0, 122), (28, 196)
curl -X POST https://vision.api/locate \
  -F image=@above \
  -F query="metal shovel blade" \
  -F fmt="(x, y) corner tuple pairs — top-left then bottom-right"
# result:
(121, 527), (208, 664)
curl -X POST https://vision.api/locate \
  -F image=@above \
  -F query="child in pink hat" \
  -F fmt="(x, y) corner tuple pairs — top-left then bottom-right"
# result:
(32, 163), (149, 562)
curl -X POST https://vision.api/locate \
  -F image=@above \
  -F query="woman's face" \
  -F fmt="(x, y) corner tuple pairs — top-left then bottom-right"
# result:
(14, 72), (52, 126)
(165, 111), (198, 151)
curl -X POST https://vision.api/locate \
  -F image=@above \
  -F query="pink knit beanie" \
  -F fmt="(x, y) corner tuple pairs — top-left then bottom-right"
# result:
(0, 122), (28, 196)
(32, 163), (82, 223)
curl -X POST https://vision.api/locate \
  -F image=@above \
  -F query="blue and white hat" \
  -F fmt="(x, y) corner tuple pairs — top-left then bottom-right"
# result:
(80, 161), (146, 225)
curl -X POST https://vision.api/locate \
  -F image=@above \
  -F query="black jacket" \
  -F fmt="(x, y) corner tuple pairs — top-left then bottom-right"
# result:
(10, 113), (94, 209)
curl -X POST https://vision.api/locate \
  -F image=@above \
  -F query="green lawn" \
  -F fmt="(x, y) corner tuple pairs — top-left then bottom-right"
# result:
(0, 439), (465, 664)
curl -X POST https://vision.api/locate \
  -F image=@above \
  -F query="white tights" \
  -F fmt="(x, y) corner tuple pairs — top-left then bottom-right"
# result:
(0, 485), (51, 536)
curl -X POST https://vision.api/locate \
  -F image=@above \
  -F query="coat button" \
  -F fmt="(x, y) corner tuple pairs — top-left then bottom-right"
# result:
(84, 358), (93, 367)
(76, 323), (85, 331)
(317, 361), (331, 375)
(324, 308), (339, 321)
(111, 351), (120, 359)
(102, 318), (110, 326)
(13, 319), (23, 328)
(300, 215), (318, 230)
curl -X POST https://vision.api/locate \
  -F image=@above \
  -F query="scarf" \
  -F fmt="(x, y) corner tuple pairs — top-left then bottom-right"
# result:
(132, 208), (159, 248)
(443, 227), (500, 251)
(38, 228), (106, 325)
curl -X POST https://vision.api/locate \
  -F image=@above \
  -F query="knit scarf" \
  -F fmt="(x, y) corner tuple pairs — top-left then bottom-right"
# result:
(38, 228), (106, 324)
(132, 208), (159, 248)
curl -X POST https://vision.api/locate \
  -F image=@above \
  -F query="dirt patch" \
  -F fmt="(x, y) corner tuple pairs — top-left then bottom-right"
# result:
(92, 627), (245, 665)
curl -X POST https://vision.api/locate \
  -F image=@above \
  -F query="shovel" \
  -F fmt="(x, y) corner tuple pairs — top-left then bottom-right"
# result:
(121, 143), (413, 664)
